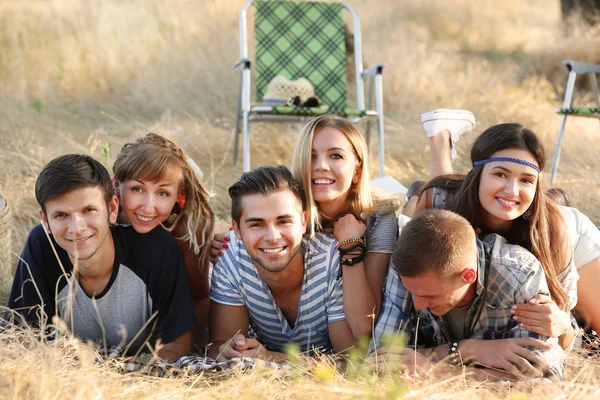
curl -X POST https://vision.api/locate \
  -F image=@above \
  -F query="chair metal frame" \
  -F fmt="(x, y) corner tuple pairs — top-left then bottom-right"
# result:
(233, 0), (386, 176)
(551, 60), (600, 185)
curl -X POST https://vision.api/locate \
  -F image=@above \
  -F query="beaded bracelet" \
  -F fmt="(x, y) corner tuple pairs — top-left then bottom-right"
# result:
(448, 342), (462, 366)
(337, 237), (365, 249)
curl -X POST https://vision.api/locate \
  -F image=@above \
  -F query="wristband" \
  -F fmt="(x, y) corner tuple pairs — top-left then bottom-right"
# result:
(336, 242), (367, 280)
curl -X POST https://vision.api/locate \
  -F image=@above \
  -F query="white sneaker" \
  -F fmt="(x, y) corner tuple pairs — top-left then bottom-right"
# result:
(420, 109), (476, 160)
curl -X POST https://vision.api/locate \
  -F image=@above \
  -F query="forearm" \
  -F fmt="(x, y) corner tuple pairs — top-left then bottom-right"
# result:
(417, 344), (450, 363)
(207, 340), (227, 359)
(192, 297), (210, 347)
(158, 347), (186, 363)
(342, 262), (377, 339)
(254, 350), (288, 362)
(558, 325), (576, 350)
(158, 338), (191, 362)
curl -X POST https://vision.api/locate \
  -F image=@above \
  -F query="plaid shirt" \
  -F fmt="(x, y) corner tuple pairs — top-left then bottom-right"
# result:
(372, 234), (563, 374)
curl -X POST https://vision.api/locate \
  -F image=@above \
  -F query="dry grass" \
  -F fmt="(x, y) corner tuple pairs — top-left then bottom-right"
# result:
(1, 0), (600, 397)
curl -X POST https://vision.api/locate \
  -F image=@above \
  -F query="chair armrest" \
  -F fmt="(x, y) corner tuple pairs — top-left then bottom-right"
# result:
(563, 60), (600, 74)
(234, 58), (252, 72)
(361, 63), (385, 78)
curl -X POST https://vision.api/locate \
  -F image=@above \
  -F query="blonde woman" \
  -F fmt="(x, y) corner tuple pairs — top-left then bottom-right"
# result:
(211, 116), (402, 339)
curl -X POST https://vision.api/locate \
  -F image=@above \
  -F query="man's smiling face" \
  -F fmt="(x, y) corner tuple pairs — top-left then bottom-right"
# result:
(233, 189), (307, 273)
(41, 186), (118, 263)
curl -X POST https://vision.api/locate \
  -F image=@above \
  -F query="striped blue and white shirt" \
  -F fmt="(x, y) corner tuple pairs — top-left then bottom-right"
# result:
(210, 232), (345, 354)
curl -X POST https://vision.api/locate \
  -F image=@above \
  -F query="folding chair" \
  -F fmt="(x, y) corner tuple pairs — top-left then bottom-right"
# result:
(233, 0), (387, 176)
(551, 60), (600, 185)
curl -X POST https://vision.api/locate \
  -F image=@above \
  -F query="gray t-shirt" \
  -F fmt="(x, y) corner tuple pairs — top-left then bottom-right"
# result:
(8, 224), (196, 352)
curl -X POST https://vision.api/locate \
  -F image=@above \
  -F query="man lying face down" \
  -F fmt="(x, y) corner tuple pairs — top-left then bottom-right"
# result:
(372, 209), (563, 380)
(6, 154), (195, 362)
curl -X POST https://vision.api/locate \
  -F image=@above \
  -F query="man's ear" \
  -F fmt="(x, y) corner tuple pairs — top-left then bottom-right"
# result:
(301, 211), (308, 230)
(232, 219), (242, 240)
(460, 267), (477, 284)
(108, 195), (119, 224)
(39, 209), (51, 233)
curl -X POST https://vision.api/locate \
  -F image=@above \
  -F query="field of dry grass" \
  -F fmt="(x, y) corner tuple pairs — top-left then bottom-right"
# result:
(1, 0), (600, 397)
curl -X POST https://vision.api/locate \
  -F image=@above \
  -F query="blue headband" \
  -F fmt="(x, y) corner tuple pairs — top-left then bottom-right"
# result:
(473, 157), (541, 173)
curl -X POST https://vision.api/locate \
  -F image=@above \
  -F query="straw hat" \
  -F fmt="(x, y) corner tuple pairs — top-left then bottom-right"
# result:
(0, 194), (12, 276)
(262, 75), (315, 103)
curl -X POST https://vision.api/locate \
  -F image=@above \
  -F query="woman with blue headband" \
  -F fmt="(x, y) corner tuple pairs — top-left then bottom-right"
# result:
(409, 116), (600, 357)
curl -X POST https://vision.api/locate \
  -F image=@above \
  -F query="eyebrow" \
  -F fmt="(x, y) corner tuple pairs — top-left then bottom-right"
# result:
(490, 165), (537, 178)
(244, 214), (295, 223)
(52, 204), (96, 215)
(134, 179), (176, 187)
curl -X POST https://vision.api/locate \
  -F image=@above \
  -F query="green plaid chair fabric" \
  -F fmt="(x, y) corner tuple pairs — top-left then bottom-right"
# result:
(551, 60), (600, 185)
(233, 0), (387, 174)
(255, 0), (348, 112)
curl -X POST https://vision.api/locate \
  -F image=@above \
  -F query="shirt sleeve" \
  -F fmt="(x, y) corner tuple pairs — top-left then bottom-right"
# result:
(366, 212), (397, 254)
(509, 255), (565, 378)
(325, 242), (345, 324)
(370, 263), (418, 351)
(557, 262), (579, 310)
(5, 225), (62, 326)
(142, 230), (196, 344)
(209, 234), (244, 306)
(561, 206), (600, 270)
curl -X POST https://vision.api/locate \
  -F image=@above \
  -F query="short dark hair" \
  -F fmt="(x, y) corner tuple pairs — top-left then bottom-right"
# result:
(35, 154), (114, 213)
(392, 209), (475, 278)
(229, 165), (305, 225)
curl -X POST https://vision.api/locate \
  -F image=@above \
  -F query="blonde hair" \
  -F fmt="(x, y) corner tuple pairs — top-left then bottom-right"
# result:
(113, 133), (214, 268)
(291, 115), (401, 235)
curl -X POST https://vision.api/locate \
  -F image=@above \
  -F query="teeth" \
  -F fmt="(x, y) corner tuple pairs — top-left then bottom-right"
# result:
(313, 179), (334, 184)
(497, 198), (517, 206)
(71, 236), (90, 243)
(262, 247), (284, 254)
(136, 214), (154, 222)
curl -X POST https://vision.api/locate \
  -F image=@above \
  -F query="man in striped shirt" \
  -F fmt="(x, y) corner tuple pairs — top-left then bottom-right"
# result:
(208, 166), (355, 361)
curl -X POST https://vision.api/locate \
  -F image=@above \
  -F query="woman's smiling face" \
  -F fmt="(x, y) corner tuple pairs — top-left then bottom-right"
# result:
(477, 148), (539, 231)
(117, 175), (180, 233)
(310, 127), (359, 216)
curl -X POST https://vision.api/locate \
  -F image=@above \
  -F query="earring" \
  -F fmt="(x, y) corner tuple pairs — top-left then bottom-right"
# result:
(167, 213), (178, 225)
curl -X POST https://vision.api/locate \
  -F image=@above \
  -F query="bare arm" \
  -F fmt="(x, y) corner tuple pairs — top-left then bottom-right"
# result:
(511, 294), (575, 350)
(364, 252), (392, 320)
(334, 215), (375, 339)
(158, 332), (192, 362)
(176, 222), (211, 346)
(404, 187), (434, 218)
(576, 256), (600, 333)
(207, 301), (249, 359)
(328, 320), (356, 354)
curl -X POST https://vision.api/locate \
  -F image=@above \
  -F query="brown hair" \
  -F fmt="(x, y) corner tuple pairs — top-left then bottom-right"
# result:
(229, 165), (305, 225)
(546, 187), (572, 207)
(113, 133), (214, 268)
(36, 154), (113, 214)
(419, 123), (569, 310)
(393, 209), (476, 278)
(291, 115), (402, 234)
